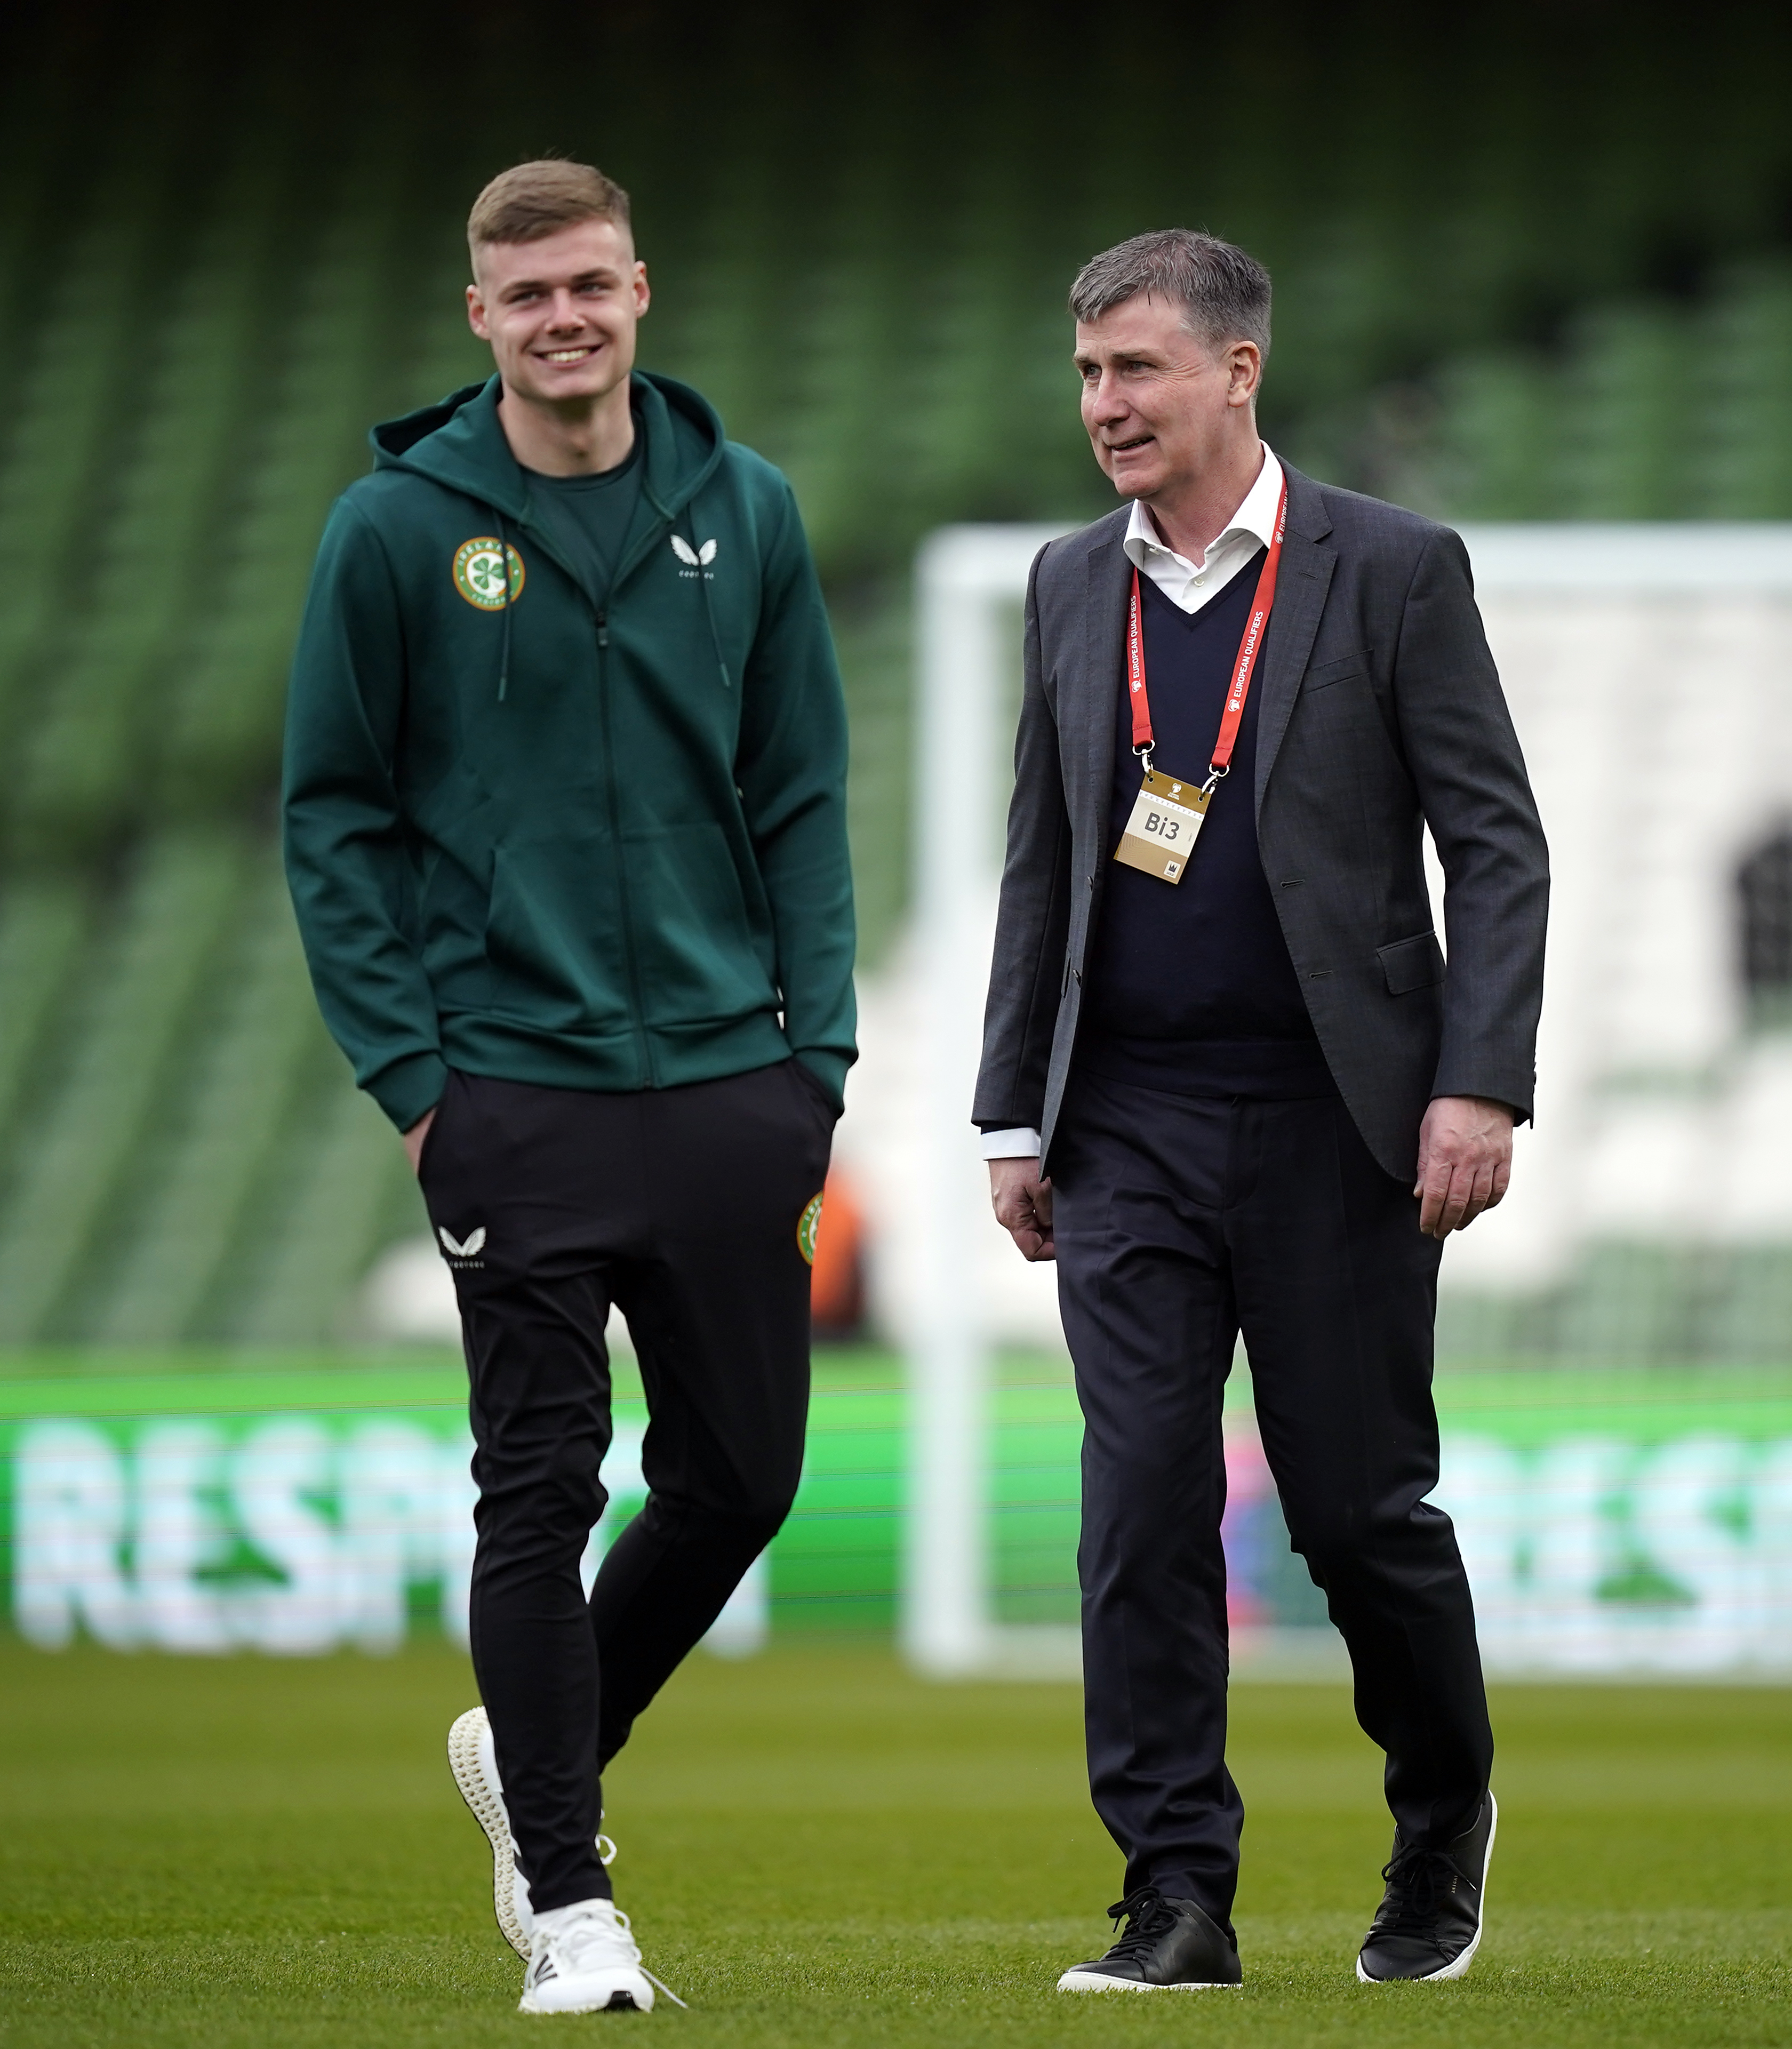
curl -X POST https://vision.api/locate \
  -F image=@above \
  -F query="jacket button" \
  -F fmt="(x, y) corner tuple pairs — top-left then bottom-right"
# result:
(1072, 967), (1082, 984)
(1086, 873), (1097, 888)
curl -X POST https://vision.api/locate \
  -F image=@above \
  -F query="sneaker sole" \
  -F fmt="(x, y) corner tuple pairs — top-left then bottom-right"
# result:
(1058, 1970), (1241, 1992)
(447, 1707), (531, 1961)
(519, 1986), (652, 2015)
(1356, 1790), (1498, 1984)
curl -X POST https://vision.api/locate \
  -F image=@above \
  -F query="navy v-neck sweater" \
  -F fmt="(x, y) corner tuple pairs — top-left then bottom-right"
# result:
(1078, 556), (1336, 1100)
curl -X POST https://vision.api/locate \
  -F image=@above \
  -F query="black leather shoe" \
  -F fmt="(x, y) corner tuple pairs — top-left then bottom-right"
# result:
(1057, 1886), (1243, 1991)
(1357, 1791), (1497, 1983)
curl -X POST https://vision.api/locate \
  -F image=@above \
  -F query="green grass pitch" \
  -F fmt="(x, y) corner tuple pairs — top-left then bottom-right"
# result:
(1, 1641), (1786, 2046)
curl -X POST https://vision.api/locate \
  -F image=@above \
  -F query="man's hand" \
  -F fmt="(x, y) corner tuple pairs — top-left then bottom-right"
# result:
(403, 1108), (436, 1176)
(1414, 1096), (1514, 1239)
(989, 1157), (1055, 1261)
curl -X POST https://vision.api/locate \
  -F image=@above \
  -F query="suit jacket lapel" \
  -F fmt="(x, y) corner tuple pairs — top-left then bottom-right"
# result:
(1254, 468), (1336, 813)
(1076, 514), (1131, 843)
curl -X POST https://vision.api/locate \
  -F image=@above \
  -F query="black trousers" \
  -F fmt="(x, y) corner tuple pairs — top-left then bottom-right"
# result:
(420, 1060), (834, 1912)
(1051, 1071), (1493, 1934)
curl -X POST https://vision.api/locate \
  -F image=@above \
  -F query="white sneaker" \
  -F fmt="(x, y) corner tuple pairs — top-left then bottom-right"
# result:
(447, 1706), (622, 1961)
(521, 1899), (659, 2015)
(448, 1706), (533, 1957)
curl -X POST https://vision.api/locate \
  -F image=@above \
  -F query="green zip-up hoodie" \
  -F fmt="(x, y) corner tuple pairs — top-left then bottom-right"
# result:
(283, 371), (855, 1130)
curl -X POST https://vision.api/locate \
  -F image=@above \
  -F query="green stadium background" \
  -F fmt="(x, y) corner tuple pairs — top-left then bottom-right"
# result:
(4, 0), (1792, 1654)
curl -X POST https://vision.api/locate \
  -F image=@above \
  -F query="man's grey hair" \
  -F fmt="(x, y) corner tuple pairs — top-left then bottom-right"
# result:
(1070, 229), (1272, 357)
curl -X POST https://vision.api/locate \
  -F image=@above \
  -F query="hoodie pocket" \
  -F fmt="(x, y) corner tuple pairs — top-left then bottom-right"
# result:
(483, 834), (634, 1033)
(628, 821), (777, 1026)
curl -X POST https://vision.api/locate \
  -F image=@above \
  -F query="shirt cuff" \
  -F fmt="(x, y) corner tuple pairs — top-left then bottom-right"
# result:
(980, 1126), (1043, 1159)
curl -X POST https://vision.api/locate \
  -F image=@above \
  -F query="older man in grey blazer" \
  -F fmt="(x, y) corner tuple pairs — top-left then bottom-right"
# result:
(974, 230), (1547, 1993)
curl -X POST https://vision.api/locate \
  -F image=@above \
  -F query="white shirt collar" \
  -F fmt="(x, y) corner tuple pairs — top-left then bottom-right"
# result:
(1124, 444), (1284, 574)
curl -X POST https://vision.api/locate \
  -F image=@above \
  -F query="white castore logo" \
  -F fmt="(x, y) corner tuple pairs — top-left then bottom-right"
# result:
(438, 1225), (486, 1259)
(670, 536), (718, 567)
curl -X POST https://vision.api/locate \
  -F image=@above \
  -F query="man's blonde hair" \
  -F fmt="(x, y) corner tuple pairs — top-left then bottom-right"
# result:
(467, 159), (631, 266)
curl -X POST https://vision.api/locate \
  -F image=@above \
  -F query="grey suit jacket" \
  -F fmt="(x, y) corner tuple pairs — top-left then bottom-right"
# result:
(972, 464), (1549, 1181)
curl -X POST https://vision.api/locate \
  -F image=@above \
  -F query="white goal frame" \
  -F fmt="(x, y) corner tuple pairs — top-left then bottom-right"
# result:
(899, 518), (1792, 1680)
(903, 524), (1068, 1677)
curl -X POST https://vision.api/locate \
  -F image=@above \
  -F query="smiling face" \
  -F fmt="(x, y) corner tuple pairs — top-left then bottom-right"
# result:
(466, 217), (649, 410)
(1074, 293), (1261, 507)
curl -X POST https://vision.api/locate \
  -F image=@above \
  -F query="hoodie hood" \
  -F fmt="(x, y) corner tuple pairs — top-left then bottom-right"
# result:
(370, 370), (726, 530)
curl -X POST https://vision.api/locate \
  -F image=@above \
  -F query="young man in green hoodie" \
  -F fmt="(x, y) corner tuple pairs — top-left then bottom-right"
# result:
(283, 159), (855, 2015)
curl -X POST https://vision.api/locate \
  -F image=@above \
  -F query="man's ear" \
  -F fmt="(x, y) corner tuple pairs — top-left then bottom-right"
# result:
(1226, 341), (1262, 406)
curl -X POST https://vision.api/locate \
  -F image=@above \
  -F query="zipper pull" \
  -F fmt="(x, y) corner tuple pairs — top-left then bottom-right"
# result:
(596, 611), (610, 649)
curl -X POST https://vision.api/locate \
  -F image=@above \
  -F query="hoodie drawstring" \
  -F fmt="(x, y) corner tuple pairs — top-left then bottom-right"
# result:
(495, 502), (725, 703)
(678, 502), (731, 691)
(496, 511), (515, 702)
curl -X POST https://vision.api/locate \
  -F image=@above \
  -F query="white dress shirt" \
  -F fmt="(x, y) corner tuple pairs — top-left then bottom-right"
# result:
(1122, 444), (1283, 613)
(981, 446), (1284, 1162)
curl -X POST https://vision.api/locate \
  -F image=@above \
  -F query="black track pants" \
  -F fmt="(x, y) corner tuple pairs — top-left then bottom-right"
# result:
(420, 1060), (834, 1913)
(1051, 1072), (1492, 1935)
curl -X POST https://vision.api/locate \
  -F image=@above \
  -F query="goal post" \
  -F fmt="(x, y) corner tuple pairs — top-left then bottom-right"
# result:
(902, 524), (1067, 1677)
(899, 516), (1792, 1681)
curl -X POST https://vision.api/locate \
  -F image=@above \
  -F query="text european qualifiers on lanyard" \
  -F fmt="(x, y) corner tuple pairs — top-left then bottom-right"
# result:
(1113, 477), (1288, 883)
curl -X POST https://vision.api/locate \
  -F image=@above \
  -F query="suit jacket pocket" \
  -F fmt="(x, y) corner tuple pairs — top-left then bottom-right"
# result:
(1302, 647), (1372, 692)
(1378, 929), (1445, 995)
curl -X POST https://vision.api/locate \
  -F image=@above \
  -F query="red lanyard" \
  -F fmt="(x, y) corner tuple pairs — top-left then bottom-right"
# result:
(1127, 475), (1289, 787)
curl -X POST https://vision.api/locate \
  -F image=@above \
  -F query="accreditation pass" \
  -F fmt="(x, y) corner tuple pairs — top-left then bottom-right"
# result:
(1114, 766), (1211, 884)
